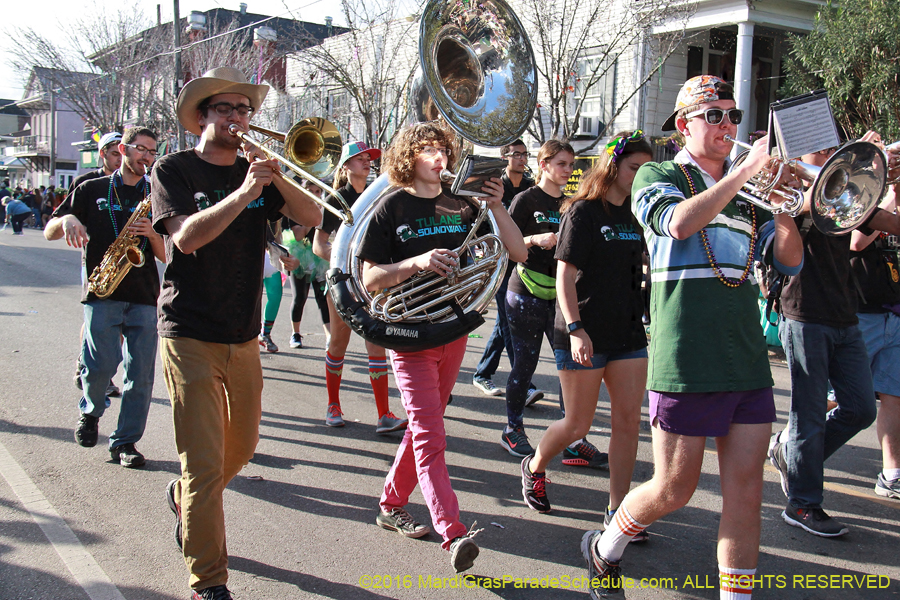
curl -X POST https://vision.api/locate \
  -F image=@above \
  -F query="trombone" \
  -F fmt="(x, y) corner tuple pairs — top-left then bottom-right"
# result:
(228, 117), (354, 225)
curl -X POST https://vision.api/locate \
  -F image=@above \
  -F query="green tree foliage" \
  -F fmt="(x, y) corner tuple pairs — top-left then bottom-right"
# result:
(782, 0), (900, 140)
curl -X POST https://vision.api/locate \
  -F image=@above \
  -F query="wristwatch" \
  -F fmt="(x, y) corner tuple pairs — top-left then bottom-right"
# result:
(567, 321), (584, 334)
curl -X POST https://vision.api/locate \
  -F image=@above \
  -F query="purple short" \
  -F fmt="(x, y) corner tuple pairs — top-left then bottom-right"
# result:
(649, 387), (776, 437)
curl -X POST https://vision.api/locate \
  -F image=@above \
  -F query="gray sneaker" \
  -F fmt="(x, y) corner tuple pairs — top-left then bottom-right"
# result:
(781, 505), (849, 537)
(449, 524), (483, 573)
(875, 473), (900, 499)
(768, 433), (789, 497)
(376, 507), (431, 538)
(325, 403), (345, 427)
(375, 411), (408, 434)
(258, 333), (278, 353)
(473, 376), (502, 396)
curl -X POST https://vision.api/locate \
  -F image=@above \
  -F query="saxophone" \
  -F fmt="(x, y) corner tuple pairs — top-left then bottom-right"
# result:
(87, 196), (152, 299)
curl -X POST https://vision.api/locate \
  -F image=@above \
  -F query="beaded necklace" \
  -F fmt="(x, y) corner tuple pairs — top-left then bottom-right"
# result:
(677, 163), (756, 288)
(106, 169), (148, 251)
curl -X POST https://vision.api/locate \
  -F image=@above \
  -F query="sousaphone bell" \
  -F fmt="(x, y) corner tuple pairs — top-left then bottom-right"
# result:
(327, 0), (538, 351)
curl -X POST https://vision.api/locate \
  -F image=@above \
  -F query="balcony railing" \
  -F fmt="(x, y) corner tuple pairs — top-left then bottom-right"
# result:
(12, 135), (51, 157)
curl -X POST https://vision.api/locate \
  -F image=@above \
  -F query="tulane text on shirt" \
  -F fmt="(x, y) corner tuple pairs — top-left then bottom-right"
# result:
(411, 214), (466, 237)
(601, 223), (642, 242)
(246, 197), (267, 210)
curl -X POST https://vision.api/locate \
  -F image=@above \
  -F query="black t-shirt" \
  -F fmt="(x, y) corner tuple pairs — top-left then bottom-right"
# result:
(552, 199), (647, 354)
(781, 218), (861, 326)
(319, 182), (361, 234)
(501, 170), (534, 209)
(356, 188), (485, 265)
(69, 168), (106, 195)
(151, 150), (286, 344)
(850, 235), (900, 313)
(52, 174), (159, 306)
(507, 186), (562, 297)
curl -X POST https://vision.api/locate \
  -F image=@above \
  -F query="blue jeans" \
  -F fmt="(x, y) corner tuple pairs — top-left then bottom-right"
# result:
(780, 318), (876, 507)
(79, 300), (157, 449)
(474, 269), (513, 380)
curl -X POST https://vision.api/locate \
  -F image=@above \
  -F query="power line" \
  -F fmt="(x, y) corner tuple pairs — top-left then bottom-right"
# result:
(31, 0), (333, 98)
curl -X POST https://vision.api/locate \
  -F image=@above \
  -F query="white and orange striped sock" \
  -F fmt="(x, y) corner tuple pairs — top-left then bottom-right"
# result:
(719, 565), (755, 600)
(594, 503), (647, 562)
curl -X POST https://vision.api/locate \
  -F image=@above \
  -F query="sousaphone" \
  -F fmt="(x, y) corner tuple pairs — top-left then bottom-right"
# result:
(326, 0), (538, 351)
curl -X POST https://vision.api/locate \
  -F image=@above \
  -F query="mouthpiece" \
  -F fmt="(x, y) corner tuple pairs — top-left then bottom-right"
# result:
(228, 124), (242, 136)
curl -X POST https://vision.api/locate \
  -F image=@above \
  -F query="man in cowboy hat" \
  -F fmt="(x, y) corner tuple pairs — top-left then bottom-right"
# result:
(580, 75), (804, 599)
(151, 66), (322, 600)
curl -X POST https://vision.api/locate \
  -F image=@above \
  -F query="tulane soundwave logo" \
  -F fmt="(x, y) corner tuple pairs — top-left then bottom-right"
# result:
(396, 224), (419, 242)
(601, 223), (642, 242)
(194, 192), (211, 211)
(534, 211), (561, 224)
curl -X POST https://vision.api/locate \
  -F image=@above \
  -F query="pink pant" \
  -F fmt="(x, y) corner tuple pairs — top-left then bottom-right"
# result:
(380, 336), (468, 549)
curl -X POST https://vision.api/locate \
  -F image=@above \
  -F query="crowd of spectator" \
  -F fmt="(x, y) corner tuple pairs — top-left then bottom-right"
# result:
(1, 178), (64, 234)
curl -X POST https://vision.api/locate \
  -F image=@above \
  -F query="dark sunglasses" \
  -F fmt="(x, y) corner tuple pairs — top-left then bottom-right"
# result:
(684, 107), (744, 126)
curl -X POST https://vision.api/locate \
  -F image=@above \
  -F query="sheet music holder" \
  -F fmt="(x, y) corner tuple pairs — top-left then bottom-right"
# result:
(769, 90), (841, 160)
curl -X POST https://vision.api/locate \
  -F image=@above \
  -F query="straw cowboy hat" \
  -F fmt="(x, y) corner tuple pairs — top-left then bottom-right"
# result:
(175, 67), (269, 135)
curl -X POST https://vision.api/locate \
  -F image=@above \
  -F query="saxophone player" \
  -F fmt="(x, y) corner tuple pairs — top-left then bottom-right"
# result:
(45, 126), (164, 468)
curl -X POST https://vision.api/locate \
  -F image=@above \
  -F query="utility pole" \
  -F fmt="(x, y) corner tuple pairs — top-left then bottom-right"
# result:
(49, 88), (57, 188)
(174, 0), (185, 150)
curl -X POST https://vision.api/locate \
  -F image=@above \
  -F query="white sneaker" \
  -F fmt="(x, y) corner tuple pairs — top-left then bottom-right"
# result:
(473, 377), (502, 396)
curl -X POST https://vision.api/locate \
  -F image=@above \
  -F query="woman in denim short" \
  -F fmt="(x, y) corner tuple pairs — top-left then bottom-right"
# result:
(520, 132), (653, 533)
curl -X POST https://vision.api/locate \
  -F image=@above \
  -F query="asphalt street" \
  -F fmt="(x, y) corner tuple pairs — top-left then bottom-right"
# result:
(0, 227), (898, 600)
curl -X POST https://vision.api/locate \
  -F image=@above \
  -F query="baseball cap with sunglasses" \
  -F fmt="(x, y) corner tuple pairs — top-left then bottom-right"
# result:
(684, 107), (744, 126)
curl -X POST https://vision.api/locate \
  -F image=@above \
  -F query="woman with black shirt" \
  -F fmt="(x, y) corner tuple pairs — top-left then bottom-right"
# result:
(500, 140), (574, 458)
(312, 142), (408, 434)
(521, 132), (652, 532)
(358, 121), (526, 572)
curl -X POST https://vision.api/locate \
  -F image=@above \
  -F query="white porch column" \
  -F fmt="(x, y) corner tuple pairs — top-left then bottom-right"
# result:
(733, 21), (754, 153)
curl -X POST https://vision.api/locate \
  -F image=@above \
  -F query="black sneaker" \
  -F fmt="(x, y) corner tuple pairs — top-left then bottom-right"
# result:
(376, 507), (431, 538)
(875, 473), (900, 499)
(106, 380), (121, 397)
(768, 433), (789, 497)
(521, 455), (551, 513)
(449, 531), (481, 573)
(604, 509), (649, 543)
(191, 585), (232, 600)
(74, 414), (99, 447)
(562, 438), (609, 470)
(500, 426), (534, 458)
(110, 443), (145, 468)
(525, 387), (545, 406)
(166, 479), (183, 551)
(581, 530), (623, 597)
(781, 505), (849, 537)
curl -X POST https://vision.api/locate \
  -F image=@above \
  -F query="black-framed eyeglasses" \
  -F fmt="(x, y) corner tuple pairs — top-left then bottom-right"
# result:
(123, 143), (159, 158)
(684, 107), (744, 126)
(203, 102), (255, 118)
(505, 151), (530, 160)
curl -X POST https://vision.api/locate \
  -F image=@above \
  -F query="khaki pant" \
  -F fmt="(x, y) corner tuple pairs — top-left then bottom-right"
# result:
(160, 336), (263, 590)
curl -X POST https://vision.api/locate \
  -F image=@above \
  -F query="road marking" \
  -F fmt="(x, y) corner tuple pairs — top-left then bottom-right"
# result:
(0, 440), (126, 600)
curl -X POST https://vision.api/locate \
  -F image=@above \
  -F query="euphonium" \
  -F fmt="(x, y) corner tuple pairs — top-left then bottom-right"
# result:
(87, 197), (151, 299)
(725, 135), (887, 235)
(326, 0), (537, 352)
